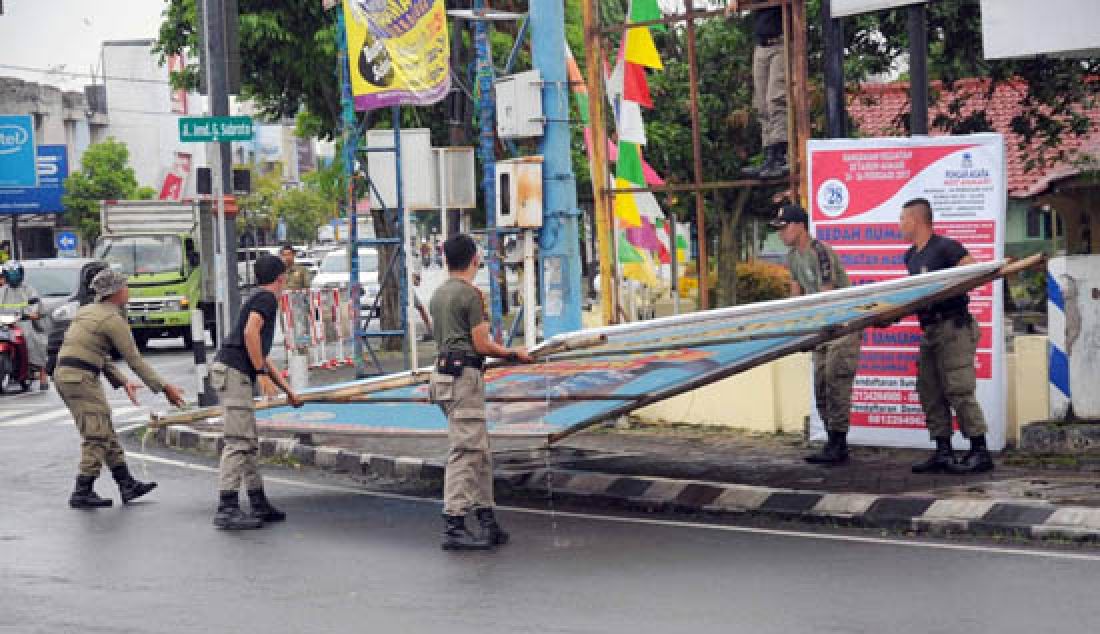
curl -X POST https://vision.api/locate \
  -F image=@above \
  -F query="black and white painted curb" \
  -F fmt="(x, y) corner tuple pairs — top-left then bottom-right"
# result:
(146, 425), (1100, 541)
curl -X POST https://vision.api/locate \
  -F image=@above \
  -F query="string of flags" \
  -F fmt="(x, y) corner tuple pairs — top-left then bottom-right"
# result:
(567, 0), (688, 288)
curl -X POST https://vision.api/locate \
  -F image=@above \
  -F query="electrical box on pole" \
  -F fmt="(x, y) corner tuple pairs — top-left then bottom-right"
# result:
(495, 70), (545, 139)
(495, 157), (544, 229)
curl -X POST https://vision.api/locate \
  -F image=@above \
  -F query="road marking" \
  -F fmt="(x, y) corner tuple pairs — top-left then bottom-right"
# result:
(1, 405), (150, 428)
(0, 409), (70, 427)
(125, 450), (1100, 564)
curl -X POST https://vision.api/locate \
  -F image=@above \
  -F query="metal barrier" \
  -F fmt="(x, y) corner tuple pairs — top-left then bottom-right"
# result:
(279, 289), (355, 381)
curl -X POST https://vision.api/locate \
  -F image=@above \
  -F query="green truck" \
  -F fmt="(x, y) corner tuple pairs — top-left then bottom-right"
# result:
(94, 200), (218, 349)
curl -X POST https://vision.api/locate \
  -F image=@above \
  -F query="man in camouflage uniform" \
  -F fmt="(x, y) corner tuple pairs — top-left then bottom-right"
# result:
(429, 234), (531, 550)
(771, 204), (862, 465)
(54, 269), (186, 508)
(280, 243), (312, 290)
(900, 198), (992, 474)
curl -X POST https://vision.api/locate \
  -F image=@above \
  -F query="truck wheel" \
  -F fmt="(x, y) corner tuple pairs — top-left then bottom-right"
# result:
(182, 329), (193, 350)
(134, 332), (150, 351)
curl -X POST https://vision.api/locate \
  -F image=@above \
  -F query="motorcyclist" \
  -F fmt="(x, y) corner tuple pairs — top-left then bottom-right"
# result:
(0, 261), (49, 390)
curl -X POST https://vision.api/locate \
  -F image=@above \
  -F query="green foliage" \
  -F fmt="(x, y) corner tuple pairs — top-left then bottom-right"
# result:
(275, 188), (331, 243)
(61, 139), (144, 243)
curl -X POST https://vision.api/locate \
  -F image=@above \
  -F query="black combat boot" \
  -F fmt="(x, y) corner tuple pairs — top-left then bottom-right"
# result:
(805, 431), (850, 465)
(247, 489), (286, 522)
(742, 144), (774, 178)
(213, 491), (264, 530)
(947, 435), (995, 475)
(475, 507), (510, 546)
(759, 142), (789, 179)
(441, 514), (492, 551)
(111, 464), (157, 504)
(69, 475), (113, 509)
(911, 437), (956, 474)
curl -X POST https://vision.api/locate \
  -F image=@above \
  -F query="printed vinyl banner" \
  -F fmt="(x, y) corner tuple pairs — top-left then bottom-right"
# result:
(251, 260), (1010, 440)
(342, 0), (451, 111)
(806, 133), (1007, 450)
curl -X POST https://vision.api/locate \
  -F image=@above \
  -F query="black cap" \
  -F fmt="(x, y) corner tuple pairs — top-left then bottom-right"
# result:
(768, 204), (809, 228)
(254, 253), (287, 285)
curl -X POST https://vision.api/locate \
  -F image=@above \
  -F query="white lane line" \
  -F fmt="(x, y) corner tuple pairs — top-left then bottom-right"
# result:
(125, 450), (1100, 564)
(0, 409), (72, 427)
(0, 408), (36, 427)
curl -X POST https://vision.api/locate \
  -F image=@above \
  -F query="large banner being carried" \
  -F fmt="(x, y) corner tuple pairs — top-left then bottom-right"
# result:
(342, 0), (451, 111)
(806, 134), (1007, 450)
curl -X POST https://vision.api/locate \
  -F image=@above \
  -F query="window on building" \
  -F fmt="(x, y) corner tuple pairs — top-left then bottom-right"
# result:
(1026, 205), (1044, 239)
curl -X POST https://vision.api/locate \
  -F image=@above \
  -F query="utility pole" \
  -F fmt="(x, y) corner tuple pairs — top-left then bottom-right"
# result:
(908, 3), (929, 135)
(822, 0), (848, 138)
(531, 1), (582, 337)
(201, 0), (241, 327)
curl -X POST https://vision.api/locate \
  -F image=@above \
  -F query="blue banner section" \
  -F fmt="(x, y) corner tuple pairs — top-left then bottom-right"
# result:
(0, 145), (68, 215)
(0, 115), (38, 188)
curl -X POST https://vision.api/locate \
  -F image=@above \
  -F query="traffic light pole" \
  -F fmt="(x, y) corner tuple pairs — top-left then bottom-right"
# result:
(201, 0), (241, 331)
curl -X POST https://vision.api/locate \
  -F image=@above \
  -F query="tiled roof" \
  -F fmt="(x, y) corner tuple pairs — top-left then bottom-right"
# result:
(848, 79), (1100, 198)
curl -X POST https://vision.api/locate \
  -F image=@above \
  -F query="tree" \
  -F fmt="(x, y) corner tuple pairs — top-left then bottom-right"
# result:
(275, 188), (330, 243)
(62, 138), (149, 243)
(611, 0), (1099, 305)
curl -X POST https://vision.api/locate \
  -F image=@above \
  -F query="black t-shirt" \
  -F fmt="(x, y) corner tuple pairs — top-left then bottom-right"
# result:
(216, 289), (278, 380)
(754, 8), (783, 43)
(904, 234), (970, 319)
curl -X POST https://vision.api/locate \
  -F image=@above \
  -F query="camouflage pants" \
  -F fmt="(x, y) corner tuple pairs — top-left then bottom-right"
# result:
(753, 40), (788, 146)
(917, 316), (988, 439)
(431, 367), (493, 516)
(211, 363), (263, 492)
(55, 367), (125, 477)
(812, 331), (862, 433)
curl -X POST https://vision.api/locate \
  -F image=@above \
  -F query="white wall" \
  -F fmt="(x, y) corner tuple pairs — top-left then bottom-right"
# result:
(101, 40), (204, 195)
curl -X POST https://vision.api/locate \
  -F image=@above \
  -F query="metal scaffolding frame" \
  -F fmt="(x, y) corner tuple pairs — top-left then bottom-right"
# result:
(583, 0), (812, 320)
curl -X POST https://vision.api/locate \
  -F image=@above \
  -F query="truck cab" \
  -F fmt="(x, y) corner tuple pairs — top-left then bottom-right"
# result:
(96, 201), (216, 349)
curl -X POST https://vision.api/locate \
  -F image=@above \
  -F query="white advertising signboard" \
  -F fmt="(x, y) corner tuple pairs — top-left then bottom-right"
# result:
(980, 0), (1100, 59)
(806, 134), (1007, 449)
(831, 0), (926, 18)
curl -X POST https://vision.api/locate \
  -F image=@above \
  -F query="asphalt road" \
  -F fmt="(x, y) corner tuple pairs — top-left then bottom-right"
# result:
(3, 346), (1100, 633)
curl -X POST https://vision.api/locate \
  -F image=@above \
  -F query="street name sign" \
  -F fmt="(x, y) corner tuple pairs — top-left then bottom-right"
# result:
(178, 116), (254, 142)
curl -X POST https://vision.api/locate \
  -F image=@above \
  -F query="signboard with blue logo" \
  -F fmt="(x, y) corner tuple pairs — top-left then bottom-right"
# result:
(56, 230), (79, 256)
(0, 144), (69, 215)
(0, 115), (38, 188)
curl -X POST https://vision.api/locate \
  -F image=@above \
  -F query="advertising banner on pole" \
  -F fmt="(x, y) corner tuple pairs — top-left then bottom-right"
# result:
(0, 115), (38, 188)
(806, 133), (1006, 449)
(341, 0), (451, 111)
(0, 145), (68, 214)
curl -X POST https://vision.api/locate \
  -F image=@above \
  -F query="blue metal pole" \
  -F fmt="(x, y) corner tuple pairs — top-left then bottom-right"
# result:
(531, 2), (582, 336)
(473, 0), (503, 341)
(337, 8), (365, 376)
(392, 105), (410, 371)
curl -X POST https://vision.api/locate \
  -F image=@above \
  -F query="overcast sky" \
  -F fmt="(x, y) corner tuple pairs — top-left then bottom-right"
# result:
(0, 0), (168, 91)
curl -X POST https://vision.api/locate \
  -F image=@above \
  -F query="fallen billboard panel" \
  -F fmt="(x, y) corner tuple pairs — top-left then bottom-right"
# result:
(154, 257), (1040, 442)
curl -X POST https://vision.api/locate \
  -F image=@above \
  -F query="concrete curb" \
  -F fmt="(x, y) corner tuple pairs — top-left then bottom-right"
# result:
(144, 425), (1100, 542)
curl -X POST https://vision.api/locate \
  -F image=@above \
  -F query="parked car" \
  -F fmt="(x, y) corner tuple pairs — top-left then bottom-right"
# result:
(311, 248), (380, 321)
(20, 258), (104, 372)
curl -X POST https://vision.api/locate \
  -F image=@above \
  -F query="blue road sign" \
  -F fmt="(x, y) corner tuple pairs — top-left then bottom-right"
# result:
(56, 231), (78, 251)
(0, 115), (38, 188)
(0, 145), (68, 215)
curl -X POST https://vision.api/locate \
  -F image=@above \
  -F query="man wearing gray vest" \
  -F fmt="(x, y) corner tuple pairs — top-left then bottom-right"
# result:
(771, 204), (862, 465)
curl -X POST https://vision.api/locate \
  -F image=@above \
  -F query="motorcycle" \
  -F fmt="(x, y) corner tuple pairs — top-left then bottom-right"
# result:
(0, 299), (38, 394)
